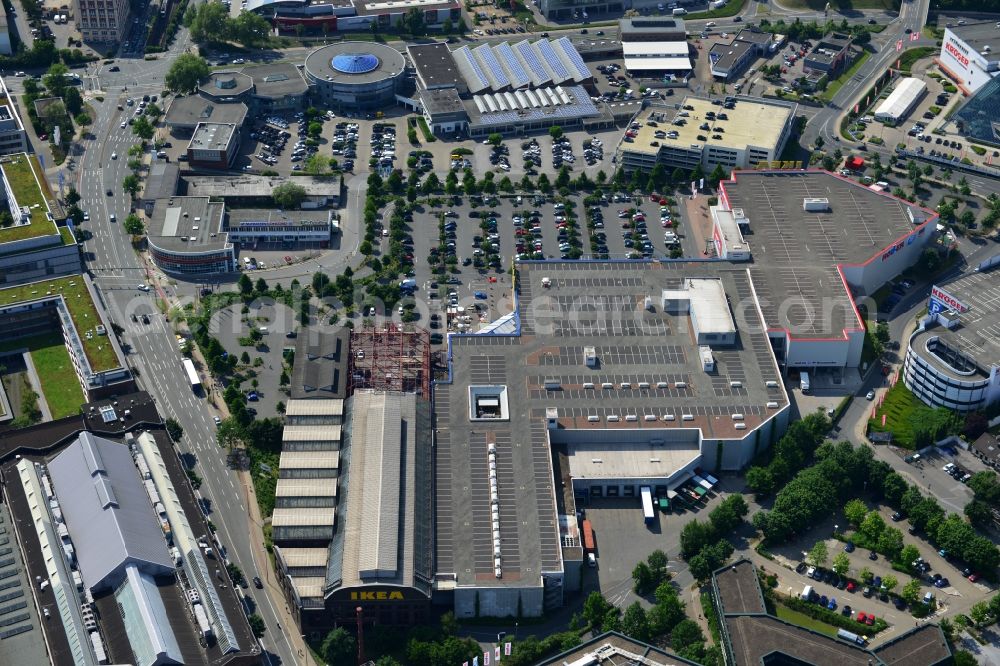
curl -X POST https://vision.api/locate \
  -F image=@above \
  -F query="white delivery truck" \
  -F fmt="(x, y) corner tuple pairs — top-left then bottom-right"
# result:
(800, 371), (810, 394)
(837, 628), (867, 646)
(801, 584), (813, 601)
(673, 7), (687, 15)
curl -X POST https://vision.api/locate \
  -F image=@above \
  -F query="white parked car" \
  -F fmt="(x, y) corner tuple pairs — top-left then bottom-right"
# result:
(137, 284), (150, 291)
(866, 390), (876, 400)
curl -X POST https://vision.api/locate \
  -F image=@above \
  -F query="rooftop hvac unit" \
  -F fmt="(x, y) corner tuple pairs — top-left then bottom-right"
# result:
(620, 382), (631, 389)
(663, 414), (676, 421)
(765, 380), (779, 388)
(657, 381), (669, 388)
(584, 346), (597, 367)
(675, 381), (687, 388)
(700, 346), (715, 372)
(645, 414), (658, 421)
(544, 378), (561, 390)
(583, 382), (595, 389)
(730, 380), (743, 388)
(803, 197), (830, 212)
(607, 415), (620, 422)
(766, 401), (780, 408)
(588, 415), (600, 422)
(625, 414), (638, 422)
(735, 423), (748, 430)
(682, 414), (694, 421)
(602, 382), (613, 389)
(638, 382), (650, 389)
(732, 413), (745, 421)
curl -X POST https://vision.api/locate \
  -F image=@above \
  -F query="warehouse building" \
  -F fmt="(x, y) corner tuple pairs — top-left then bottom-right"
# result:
(904, 257), (1000, 412)
(874, 77), (927, 124)
(1, 424), (260, 666)
(937, 20), (1000, 96)
(619, 16), (687, 42)
(183, 174), (340, 208)
(710, 30), (774, 80)
(619, 97), (796, 173)
(622, 41), (693, 75)
(246, 0), (460, 33)
(711, 559), (952, 665)
(802, 32), (854, 74)
(435, 261), (790, 618)
(186, 122), (241, 169)
(274, 372), (434, 634)
(0, 153), (80, 288)
(147, 196), (233, 275)
(164, 96), (249, 135)
(411, 38), (608, 138)
(717, 170), (936, 369)
(225, 209), (334, 247)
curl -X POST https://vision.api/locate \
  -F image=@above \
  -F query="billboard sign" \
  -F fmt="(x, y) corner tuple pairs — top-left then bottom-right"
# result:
(928, 285), (969, 315)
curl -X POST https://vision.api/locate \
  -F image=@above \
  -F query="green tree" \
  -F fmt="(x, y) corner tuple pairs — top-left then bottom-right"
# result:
(832, 552), (850, 576)
(537, 173), (552, 193)
(583, 591), (612, 628)
(670, 619), (704, 652)
(953, 651), (978, 666)
(877, 527), (904, 559)
(970, 600), (992, 627)
(165, 53), (210, 93)
(247, 613), (265, 638)
(647, 549), (668, 582)
(900, 579), (922, 604)
(440, 610), (459, 636)
(882, 574), (898, 592)
(882, 472), (908, 505)
(709, 494), (748, 533)
(708, 163), (728, 186)
(186, 2), (230, 43)
(549, 125), (563, 141)
(122, 174), (141, 198)
(680, 519), (716, 560)
(43, 62), (69, 97)
(899, 544), (920, 570)
(622, 602), (650, 641)
(321, 627), (356, 665)
(860, 511), (886, 541)
(807, 540), (828, 567)
(232, 10), (272, 46)
(255, 277), (267, 294)
(272, 182), (307, 208)
(165, 418), (184, 442)
(487, 132), (503, 147)
(144, 102), (163, 120)
(238, 273), (253, 295)
(123, 213), (145, 236)
(632, 561), (655, 594)
(64, 86), (83, 115)
(859, 566), (873, 583)
(132, 115), (154, 141)
(844, 498), (868, 526)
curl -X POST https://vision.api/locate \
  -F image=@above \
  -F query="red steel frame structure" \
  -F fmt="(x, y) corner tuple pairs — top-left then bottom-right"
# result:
(348, 325), (431, 396)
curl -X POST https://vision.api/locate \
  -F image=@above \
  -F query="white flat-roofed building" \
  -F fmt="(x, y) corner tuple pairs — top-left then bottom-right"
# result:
(874, 77), (927, 123)
(938, 21), (1000, 95)
(623, 41), (692, 73)
(710, 205), (751, 261)
(662, 277), (737, 346)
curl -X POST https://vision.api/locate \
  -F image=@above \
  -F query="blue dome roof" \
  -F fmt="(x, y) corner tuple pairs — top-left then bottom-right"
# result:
(331, 53), (379, 74)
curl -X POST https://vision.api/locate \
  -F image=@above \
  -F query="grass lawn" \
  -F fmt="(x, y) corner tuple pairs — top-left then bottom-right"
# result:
(30, 337), (85, 419)
(685, 0), (748, 20)
(897, 47), (937, 74)
(821, 51), (871, 103)
(774, 603), (840, 638)
(868, 382), (927, 447)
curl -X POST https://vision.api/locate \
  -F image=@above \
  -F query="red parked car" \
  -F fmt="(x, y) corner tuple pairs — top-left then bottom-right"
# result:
(864, 614), (875, 626)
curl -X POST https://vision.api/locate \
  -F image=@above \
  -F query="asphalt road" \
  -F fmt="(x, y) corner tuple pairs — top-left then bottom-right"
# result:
(56, 29), (300, 666)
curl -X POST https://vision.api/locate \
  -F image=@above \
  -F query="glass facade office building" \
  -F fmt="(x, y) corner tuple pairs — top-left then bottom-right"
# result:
(954, 75), (1000, 147)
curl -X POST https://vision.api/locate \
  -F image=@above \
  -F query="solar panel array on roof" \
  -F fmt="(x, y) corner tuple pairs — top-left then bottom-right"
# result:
(474, 85), (600, 128)
(554, 37), (592, 82)
(513, 40), (553, 87)
(533, 40), (571, 83)
(495, 42), (531, 89)
(453, 46), (489, 94)
(473, 44), (511, 90)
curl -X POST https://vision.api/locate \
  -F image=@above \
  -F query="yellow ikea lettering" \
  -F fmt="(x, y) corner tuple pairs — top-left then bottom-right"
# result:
(350, 591), (404, 601)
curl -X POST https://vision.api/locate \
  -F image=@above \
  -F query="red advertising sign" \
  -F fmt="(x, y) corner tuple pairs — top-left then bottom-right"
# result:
(946, 41), (970, 68)
(930, 286), (969, 312)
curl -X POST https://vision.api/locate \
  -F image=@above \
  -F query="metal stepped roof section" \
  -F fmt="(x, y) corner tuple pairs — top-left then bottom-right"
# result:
(513, 39), (554, 87)
(553, 37), (592, 82)
(46, 433), (174, 593)
(473, 43), (511, 90)
(494, 42), (532, 89)
(453, 46), (490, 94)
(532, 39), (572, 84)
(357, 394), (402, 579)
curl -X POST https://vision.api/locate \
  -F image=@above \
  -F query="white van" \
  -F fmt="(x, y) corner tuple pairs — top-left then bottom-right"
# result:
(587, 553), (597, 567)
